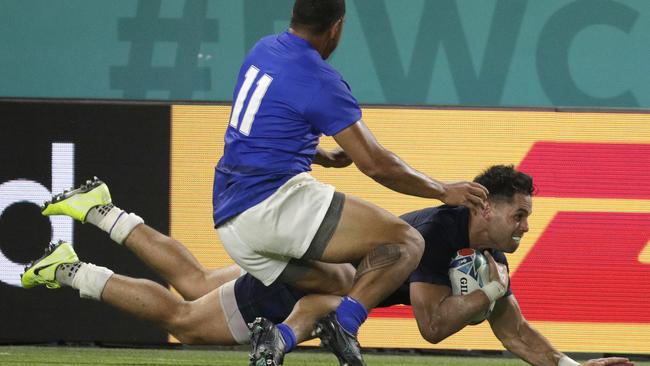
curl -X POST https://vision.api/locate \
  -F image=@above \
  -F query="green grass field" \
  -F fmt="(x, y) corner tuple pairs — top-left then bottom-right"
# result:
(0, 346), (648, 366)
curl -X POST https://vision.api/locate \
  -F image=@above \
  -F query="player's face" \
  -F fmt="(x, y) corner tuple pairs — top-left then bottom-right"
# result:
(487, 193), (532, 253)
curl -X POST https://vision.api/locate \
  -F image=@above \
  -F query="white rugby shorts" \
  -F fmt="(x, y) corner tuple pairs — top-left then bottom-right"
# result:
(216, 172), (335, 286)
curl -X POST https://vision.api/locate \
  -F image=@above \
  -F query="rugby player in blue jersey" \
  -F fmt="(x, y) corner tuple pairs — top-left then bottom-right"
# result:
(212, 0), (488, 364)
(26, 166), (632, 366)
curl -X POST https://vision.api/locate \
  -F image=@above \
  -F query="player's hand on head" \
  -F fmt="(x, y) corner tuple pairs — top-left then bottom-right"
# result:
(440, 181), (488, 211)
(484, 251), (508, 289)
(582, 357), (634, 366)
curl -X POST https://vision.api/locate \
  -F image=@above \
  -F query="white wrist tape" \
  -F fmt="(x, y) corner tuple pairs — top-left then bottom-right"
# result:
(558, 355), (580, 366)
(480, 281), (506, 303)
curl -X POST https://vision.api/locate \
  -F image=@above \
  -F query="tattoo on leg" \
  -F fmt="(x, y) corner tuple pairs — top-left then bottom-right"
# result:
(355, 244), (402, 280)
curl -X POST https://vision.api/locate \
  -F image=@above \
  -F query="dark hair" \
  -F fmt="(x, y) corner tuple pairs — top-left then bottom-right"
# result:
(474, 165), (535, 203)
(291, 0), (346, 34)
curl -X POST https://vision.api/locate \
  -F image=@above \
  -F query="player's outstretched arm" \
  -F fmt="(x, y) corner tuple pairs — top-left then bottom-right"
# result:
(333, 121), (488, 211)
(487, 296), (633, 366)
(489, 295), (565, 365)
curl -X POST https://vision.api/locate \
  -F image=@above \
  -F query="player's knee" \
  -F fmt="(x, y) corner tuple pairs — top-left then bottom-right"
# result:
(399, 225), (424, 267)
(165, 301), (189, 326)
(165, 302), (206, 344)
(185, 269), (219, 300)
(369, 223), (423, 272)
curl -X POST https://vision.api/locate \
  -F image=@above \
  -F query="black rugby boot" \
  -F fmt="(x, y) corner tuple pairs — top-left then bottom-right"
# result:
(313, 312), (366, 366)
(248, 317), (286, 366)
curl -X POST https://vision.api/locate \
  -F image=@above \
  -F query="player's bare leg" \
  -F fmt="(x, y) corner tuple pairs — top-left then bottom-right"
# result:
(123, 225), (241, 300)
(282, 294), (367, 366)
(285, 194), (422, 310)
(101, 274), (238, 344)
(278, 260), (355, 296)
(285, 194), (422, 309)
(247, 293), (343, 366)
(41, 178), (241, 301)
(21, 241), (236, 344)
(22, 241), (238, 345)
(283, 294), (341, 342)
(278, 194), (422, 366)
(318, 195), (424, 309)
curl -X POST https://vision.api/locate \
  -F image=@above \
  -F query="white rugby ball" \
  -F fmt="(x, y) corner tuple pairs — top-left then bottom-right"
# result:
(449, 248), (495, 324)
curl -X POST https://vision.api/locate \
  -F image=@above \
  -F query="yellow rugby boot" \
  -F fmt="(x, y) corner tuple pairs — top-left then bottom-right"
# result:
(21, 241), (79, 289)
(41, 177), (111, 222)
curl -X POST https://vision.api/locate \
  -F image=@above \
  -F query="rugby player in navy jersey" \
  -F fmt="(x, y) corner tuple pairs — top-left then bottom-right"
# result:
(26, 166), (632, 366)
(211, 0), (487, 364)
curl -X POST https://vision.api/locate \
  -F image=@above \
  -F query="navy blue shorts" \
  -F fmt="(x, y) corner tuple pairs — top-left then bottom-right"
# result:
(234, 273), (306, 324)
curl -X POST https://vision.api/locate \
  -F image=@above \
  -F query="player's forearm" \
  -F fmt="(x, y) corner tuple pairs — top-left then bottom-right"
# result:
(362, 150), (445, 199)
(503, 340), (562, 365)
(312, 147), (332, 167)
(419, 292), (491, 343)
(500, 323), (562, 366)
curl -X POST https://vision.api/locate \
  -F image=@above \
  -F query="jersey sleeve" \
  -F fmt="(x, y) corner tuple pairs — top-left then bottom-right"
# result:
(409, 268), (451, 287)
(408, 229), (453, 287)
(304, 79), (361, 136)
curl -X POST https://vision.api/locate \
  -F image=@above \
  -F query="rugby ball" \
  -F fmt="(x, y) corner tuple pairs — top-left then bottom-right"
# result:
(449, 248), (495, 324)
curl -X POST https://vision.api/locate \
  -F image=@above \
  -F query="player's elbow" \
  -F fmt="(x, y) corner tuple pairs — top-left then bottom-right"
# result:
(355, 149), (398, 180)
(419, 319), (449, 344)
(422, 328), (446, 344)
(355, 160), (382, 179)
(356, 158), (394, 183)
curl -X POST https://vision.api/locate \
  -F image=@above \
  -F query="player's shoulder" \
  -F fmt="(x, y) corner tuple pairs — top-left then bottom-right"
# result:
(250, 32), (347, 87)
(246, 34), (279, 59)
(401, 205), (467, 227)
(257, 33), (280, 46)
(400, 206), (437, 226)
(290, 57), (345, 94)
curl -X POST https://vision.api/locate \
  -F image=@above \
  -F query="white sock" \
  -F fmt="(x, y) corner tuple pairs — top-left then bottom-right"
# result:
(71, 263), (114, 300)
(86, 203), (118, 228)
(86, 205), (144, 245)
(55, 262), (83, 287)
(108, 212), (144, 244)
(56, 262), (114, 300)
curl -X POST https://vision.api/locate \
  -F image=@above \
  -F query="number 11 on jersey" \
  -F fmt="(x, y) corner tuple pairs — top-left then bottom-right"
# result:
(229, 65), (274, 136)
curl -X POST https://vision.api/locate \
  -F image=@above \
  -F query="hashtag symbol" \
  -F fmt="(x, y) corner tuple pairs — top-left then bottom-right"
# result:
(110, 0), (219, 99)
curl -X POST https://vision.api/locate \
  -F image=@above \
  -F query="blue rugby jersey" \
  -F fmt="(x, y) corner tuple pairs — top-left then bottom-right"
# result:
(213, 31), (361, 226)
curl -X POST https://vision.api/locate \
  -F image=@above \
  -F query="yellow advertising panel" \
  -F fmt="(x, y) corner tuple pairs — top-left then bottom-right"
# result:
(171, 105), (650, 353)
